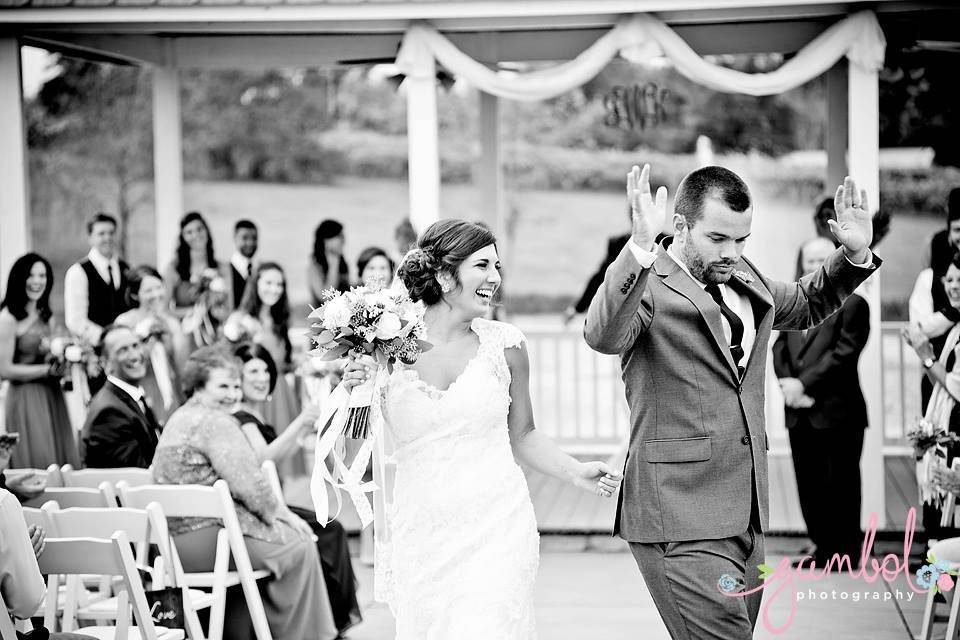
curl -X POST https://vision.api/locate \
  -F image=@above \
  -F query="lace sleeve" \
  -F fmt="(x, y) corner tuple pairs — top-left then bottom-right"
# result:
(475, 318), (526, 350)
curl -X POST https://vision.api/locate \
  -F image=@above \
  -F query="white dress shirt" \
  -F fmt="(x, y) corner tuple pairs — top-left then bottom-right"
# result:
(909, 268), (954, 339)
(0, 489), (46, 619)
(64, 249), (122, 342)
(231, 252), (253, 279)
(107, 375), (148, 414)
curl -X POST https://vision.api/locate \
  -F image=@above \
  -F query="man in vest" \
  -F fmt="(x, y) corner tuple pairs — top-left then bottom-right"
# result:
(64, 212), (130, 345)
(230, 219), (258, 307)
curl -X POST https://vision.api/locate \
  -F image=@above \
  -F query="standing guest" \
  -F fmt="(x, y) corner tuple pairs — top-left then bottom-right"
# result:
(0, 254), (78, 469)
(80, 325), (159, 469)
(64, 213), (130, 346)
(152, 346), (338, 640)
(584, 165), (878, 638)
(232, 343), (362, 635)
(910, 188), (960, 410)
(223, 263), (301, 471)
(115, 266), (186, 426)
(230, 219), (259, 309)
(393, 218), (418, 260)
(773, 237), (870, 567)
(308, 219), (350, 306)
(164, 211), (232, 317)
(356, 246), (395, 289)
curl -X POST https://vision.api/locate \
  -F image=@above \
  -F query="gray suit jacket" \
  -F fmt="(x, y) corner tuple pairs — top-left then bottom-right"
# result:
(584, 237), (879, 543)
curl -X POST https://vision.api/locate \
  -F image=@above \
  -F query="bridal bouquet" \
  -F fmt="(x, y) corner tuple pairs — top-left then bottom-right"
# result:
(45, 335), (97, 402)
(306, 284), (428, 438)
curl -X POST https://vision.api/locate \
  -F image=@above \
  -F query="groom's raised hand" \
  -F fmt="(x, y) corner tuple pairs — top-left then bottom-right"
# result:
(628, 164), (668, 251)
(830, 176), (873, 264)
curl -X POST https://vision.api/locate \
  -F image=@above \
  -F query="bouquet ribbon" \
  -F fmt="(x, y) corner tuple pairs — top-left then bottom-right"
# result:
(309, 367), (388, 528)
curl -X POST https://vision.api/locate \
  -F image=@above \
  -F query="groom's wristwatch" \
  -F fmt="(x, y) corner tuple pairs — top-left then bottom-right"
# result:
(923, 356), (936, 369)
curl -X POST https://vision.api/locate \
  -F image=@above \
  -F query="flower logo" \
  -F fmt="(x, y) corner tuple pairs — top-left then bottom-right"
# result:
(718, 574), (743, 594)
(733, 270), (755, 285)
(916, 553), (959, 593)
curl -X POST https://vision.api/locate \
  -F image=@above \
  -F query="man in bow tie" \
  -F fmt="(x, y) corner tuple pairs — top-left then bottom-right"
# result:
(585, 163), (880, 639)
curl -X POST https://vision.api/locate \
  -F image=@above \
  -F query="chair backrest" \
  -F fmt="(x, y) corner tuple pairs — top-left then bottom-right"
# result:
(3, 463), (63, 488)
(21, 502), (55, 531)
(60, 465), (154, 489)
(36, 532), (162, 640)
(21, 483), (116, 509)
(116, 481), (228, 519)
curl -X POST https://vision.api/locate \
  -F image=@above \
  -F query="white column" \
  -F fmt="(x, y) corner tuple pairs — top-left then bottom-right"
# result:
(848, 61), (884, 529)
(478, 91), (506, 239)
(152, 67), (184, 268)
(0, 40), (31, 292)
(405, 56), (440, 233)
(825, 60), (848, 191)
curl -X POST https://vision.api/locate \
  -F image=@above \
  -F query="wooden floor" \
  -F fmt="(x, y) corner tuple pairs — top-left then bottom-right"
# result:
(291, 454), (922, 535)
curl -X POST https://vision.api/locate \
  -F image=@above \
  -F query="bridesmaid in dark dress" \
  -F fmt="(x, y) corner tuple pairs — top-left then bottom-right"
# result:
(0, 253), (79, 468)
(232, 342), (362, 635)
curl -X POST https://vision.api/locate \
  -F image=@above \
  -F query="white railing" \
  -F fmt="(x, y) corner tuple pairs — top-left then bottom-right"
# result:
(521, 321), (921, 454)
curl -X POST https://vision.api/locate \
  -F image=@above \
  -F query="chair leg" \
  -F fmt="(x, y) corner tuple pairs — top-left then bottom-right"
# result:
(920, 587), (938, 640)
(947, 585), (960, 640)
(208, 530), (230, 640)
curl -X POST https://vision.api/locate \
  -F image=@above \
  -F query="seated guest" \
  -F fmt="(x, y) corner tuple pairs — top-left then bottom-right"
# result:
(81, 325), (159, 469)
(1, 487), (97, 639)
(232, 343), (362, 635)
(356, 246), (394, 289)
(152, 346), (338, 640)
(115, 266), (187, 427)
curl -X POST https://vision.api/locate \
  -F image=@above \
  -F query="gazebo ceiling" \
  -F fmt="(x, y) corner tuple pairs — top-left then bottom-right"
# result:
(0, 0), (956, 67)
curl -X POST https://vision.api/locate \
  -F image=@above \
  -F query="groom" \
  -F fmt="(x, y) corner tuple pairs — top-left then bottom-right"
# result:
(584, 164), (880, 638)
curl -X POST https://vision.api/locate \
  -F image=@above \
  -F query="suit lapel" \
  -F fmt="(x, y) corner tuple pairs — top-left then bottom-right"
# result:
(107, 382), (154, 437)
(724, 261), (774, 375)
(654, 246), (740, 381)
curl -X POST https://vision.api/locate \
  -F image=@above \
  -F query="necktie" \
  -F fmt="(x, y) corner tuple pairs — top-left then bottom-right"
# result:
(107, 264), (116, 290)
(705, 283), (745, 370)
(246, 262), (252, 278)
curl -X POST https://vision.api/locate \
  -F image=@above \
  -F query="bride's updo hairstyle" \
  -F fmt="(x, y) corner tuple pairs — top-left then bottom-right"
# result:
(398, 219), (496, 305)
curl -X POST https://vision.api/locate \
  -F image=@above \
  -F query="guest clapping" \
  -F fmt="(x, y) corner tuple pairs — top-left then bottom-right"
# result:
(115, 266), (186, 426)
(308, 219), (350, 305)
(0, 254), (78, 468)
(81, 325), (159, 469)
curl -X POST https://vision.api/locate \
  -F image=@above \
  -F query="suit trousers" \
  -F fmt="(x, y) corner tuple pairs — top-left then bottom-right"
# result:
(629, 517), (764, 640)
(788, 420), (864, 557)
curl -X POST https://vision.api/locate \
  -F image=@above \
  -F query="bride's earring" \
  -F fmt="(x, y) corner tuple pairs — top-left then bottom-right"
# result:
(438, 276), (452, 294)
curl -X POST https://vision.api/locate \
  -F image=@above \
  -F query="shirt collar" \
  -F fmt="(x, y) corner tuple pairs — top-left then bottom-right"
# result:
(88, 248), (118, 270)
(231, 252), (252, 275)
(107, 375), (145, 404)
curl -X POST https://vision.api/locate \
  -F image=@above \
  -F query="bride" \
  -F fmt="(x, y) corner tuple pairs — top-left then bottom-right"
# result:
(342, 219), (622, 639)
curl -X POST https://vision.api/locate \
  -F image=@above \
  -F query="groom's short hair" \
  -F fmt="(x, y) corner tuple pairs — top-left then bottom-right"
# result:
(675, 166), (751, 227)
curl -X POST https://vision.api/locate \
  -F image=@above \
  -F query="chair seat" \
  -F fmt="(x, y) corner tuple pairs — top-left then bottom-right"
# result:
(78, 589), (216, 618)
(182, 569), (270, 587)
(76, 626), (186, 640)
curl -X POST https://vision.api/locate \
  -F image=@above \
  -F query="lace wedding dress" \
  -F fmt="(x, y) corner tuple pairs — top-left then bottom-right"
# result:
(374, 317), (540, 639)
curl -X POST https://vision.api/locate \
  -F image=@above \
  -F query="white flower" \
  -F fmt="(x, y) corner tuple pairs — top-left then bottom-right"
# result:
(208, 276), (227, 294)
(323, 296), (353, 330)
(375, 312), (402, 340)
(64, 345), (84, 364)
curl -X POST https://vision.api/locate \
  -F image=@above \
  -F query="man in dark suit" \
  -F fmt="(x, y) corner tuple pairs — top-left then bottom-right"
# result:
(81, 325), (159, 468)
(229, 219), (259, 308)
(773, 236), (870, 567)
(585, 164), (879, 638)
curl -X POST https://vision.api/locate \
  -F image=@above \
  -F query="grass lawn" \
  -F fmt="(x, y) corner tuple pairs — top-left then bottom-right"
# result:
(33, 176), (935, 321)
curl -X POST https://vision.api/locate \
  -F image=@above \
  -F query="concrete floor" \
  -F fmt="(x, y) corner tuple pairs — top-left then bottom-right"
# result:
(344, 539), (930, 640)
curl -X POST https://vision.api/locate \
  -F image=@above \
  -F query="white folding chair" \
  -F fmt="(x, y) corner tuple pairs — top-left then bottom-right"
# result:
(3, 463), (63, 487)
(21, 483), (116, 509)
(44, 504), (211, 639)
(919, 459), (960, 640)
(60, 465), (154, 489)
(260, 460), (285, 504)
(37, 532), (184, 640)
(116, 480), (273, 640)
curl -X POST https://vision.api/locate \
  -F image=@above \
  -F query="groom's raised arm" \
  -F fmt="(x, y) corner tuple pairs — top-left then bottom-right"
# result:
(584, 241), (656, 355)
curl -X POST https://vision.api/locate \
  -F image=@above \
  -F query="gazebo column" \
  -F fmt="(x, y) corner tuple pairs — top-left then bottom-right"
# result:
(0, 39), (31, 292)
(478, 91), (506, 244)
(152, 66), (184, 267)
(825, 60), (848, 190)
(847, 60), (885, 529)
(405, 55), (440, 232)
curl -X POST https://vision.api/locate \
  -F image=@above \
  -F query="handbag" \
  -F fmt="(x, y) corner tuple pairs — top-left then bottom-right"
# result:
(144, 585), (186, 630)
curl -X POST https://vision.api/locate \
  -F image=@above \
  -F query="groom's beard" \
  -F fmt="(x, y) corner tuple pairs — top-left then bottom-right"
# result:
(677, 233), (736, 285)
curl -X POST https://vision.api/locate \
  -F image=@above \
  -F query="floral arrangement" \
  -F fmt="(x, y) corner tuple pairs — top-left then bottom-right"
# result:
(182, 268), (229, 347)
(306, 284), (428, 438)
(45, 335), (97, 401)
(907, 418), (960, 461)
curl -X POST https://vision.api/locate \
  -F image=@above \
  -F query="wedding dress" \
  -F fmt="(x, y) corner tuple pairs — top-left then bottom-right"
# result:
(374, 316), (540, 639)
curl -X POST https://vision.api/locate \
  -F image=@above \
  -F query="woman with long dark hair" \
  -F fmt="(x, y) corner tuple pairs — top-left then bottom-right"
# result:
(163, 211), (231, 345)
(308, 219), (350, 305)
(223, 263), (301, 472)
(0, 253), (78, 468)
